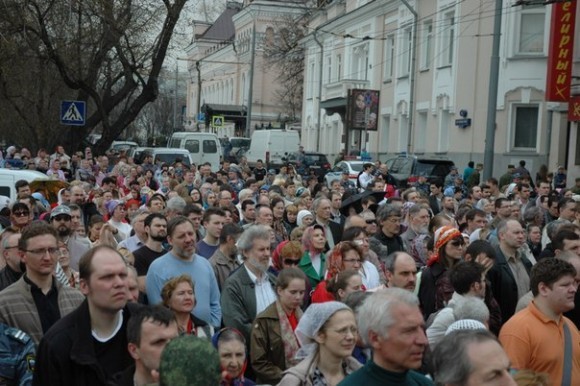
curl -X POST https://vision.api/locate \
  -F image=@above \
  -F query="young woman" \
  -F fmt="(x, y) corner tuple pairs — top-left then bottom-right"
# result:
(418, 226), (465, 320)
(190, 188), (203, 206)
(271, 196), (289, 243)
(284, 204), (299, 234)
(161, 274), (214, 339)
(278, 301), (361, 385)
(251, 268), (307, 385)
(203, 190), (217, 209)
(212, 328), (255, 386)
(326, 270), (363, 302)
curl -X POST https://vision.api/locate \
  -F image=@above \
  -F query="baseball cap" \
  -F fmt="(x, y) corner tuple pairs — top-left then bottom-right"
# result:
(50, 205), (71, 220)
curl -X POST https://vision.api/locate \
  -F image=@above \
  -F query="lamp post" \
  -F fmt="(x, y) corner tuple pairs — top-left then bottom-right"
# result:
(400, 0), (418, 155)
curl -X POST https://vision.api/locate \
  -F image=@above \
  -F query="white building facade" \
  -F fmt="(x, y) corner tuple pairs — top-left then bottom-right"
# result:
(301, 0), (572, 181)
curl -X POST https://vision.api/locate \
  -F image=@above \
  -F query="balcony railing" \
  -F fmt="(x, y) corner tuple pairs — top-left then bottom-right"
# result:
(322, 79), (370, 101)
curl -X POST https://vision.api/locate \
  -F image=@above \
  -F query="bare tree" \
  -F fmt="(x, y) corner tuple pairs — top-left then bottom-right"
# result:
(0, 0), (188, 154)
(261, 12), (309, 123)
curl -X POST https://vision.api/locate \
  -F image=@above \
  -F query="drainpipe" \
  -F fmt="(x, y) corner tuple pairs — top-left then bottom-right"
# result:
(400, 0), (418, 155)
(246, 21), (257, 138)
(545, 109), (553, 167)
(313, 31), (324, 152)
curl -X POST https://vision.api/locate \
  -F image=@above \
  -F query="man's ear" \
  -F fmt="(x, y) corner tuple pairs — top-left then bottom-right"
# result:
(128, 343), (140, 360)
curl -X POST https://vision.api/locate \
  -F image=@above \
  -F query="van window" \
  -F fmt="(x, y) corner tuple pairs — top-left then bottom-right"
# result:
(155, 154), (191, 167)
(185, 140), (200, 153)
(203, 140), (217, 153)
(0, 186), (9, 197)
(168, 138), (180, 148)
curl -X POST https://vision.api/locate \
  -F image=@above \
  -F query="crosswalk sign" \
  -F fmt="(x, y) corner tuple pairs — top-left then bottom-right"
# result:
(61, 101), (86, 126)
(212, 115), (224, 127)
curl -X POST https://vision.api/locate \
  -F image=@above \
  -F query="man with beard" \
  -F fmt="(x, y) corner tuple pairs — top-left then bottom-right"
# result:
(220, 225), (277, 342)
(69, 185), (99, 230)
(146, 217), (221, 327)
(49, 205), (91, 271)
(133, 213), (168, 293)
(401, 204), (430, 251)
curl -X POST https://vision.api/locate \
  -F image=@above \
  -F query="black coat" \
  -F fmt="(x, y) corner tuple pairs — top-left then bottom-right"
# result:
(487, 247), (532, 325)
(33, 300), (139, 386)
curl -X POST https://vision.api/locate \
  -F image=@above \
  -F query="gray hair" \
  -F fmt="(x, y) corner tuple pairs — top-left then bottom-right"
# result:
(130, 209), (150, 224)
(546, 219), (568, 240)
(452, 297), (489, 325)
(311, 196), (330, 213)
(238, 189), (254, 203)
(522, 206), (542, 224)
(357, 288), (419, 346)
(166, 196), (186, 212)
(344, 215), (364, 229)
(383, 251), (409, 273)
(237, 225), (271, 254)
(376, 204), (403, 223)
(432, 330), (499, 386)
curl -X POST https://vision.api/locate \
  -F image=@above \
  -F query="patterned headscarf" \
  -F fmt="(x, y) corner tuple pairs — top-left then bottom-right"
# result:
(427, 225), (462, 267)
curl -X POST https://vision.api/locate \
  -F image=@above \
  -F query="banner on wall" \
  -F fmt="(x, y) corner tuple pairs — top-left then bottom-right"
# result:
(347, 89), (380, 131)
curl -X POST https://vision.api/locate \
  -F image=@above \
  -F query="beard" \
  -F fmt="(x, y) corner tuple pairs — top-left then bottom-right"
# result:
(57, 226), (71, 237)
(150, 234), (167, 243)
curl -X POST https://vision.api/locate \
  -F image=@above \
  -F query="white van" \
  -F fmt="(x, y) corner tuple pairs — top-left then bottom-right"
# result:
(0, 169), (49, 202)
(245, 130), (300, 169)
(149, 148), (194, 168)
(168, 132), (222, 171)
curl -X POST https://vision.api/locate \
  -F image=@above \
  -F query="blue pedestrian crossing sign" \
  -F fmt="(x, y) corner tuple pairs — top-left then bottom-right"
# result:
(60, 100), (86, 126)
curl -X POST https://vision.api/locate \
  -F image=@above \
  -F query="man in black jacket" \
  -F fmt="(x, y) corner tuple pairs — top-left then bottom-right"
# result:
(34, 245), (137, 386)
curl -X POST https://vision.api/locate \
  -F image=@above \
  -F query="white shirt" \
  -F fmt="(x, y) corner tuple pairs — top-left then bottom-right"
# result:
(244, 265), (276, 315)
(360, 261), (381, 290)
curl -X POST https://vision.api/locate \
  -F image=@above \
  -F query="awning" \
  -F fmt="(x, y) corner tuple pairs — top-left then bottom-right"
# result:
(201, 103), (247, 119)
(320, 97), (346, 116)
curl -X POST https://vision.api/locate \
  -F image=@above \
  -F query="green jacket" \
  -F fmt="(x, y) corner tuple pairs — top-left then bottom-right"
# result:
(298, 251), (326, 289)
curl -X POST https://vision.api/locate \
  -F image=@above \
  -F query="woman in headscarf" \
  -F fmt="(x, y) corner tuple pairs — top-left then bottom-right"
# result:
(212, 328), (255, 386)
(271, 196), (289, 243)
(298, 225), (327, 291)
(277, 301), (361, 385)
(250, 268), (307, 385)
(296, 210), (314, 228)
(417, 225), (465, 320)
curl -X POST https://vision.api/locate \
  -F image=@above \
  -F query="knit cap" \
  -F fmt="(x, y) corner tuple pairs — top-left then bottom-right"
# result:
(445, 319), (487, 335)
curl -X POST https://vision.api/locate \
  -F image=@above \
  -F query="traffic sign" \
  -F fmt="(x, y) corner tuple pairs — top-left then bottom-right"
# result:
(197, 112), (205, 121)
(212, 115), (224, 127)
(61, 101), (86, 126)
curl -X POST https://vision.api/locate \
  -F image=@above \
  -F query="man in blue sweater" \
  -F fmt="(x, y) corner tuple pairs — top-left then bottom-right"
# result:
(339, 288), (433, 385)
(146, 216), (221, 327)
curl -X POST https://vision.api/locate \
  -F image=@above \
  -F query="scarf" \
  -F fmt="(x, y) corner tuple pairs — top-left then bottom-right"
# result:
(275, 300), (302, 367)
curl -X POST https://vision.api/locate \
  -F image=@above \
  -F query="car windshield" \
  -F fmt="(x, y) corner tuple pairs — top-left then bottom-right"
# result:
(304, 154), (328, 165)
(349, 163), (364, 172)
(230, 138), (250, 148)
(154, 153), (191, 166)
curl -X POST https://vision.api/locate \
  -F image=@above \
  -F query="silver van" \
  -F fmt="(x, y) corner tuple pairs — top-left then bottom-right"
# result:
(168, 132), (222, 171)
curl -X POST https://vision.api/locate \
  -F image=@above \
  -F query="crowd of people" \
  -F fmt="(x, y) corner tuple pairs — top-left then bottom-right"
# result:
(0, 143), (579, 386)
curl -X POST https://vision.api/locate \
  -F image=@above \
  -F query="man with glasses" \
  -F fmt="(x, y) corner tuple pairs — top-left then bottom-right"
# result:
(487, 219), (532, 325)
(373, 204), (405, 254)
(0, 232), (23, 291)
(0, 222), (83, 345)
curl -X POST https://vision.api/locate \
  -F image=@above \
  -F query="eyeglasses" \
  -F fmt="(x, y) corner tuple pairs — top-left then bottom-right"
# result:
(331, 326), (358, 337)
(53, 215), (70, 222)
(25, 247), (59, 256)
(365, 219), (376, 224)
(283, 258), (301, 266)
(12, 211), (29, 217)
(343, 258), (362, 264)
(450, 238), (466, 247)
(386, 217), (401, 224)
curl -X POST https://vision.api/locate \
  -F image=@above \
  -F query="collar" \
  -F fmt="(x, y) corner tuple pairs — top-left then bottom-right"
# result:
(244, 264), (269, 285)
(528, 300), (564, 326)
(23, 274), (57, 292)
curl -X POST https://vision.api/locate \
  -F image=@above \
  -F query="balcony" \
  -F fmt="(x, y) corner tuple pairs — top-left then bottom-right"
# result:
(322, 79), (370, 101)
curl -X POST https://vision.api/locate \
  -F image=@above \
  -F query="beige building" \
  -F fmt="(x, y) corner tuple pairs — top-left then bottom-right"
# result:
(302, 0), (573, 182)
(184, 0), (308, 138)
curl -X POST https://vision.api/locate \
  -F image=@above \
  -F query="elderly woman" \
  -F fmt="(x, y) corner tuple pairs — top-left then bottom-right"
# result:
(212, 328), (256, 386)
(161, 274), (214, 338)
(250, 268), (307, 385)
(278, 301), (361, 385)
(299, 225), (327, 290)
(418, 225), (465, 320)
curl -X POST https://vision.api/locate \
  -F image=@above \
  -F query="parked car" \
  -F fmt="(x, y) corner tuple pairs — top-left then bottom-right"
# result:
(147, 148), (194, 168)
(324, 160), (366, 186)
(286, 152), (331, 181)
(384, 155), (455, 189)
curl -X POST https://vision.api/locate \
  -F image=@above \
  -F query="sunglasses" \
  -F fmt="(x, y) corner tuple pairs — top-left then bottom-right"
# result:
(283, 258), (301, 266)
(365, 219), (376, 224)
(450, 238), (466, 247)
(13, 210), (29, 217)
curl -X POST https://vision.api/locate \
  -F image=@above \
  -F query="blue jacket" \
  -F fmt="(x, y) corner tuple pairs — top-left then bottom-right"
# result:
(0, 323), (34, 386)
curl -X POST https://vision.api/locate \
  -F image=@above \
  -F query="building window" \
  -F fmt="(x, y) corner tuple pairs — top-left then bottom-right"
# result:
(513, 105), (539, 150)
(439, 10), (455, 67)
(399, 26), (412, 77)
(326, 55), (332, 83)
(307, 61), (315, 99)
(384, 35), (395, 81)
(351, 42), (369, 80)
(438, 109), (450, 152)
(380, 115), (391, 152)
(421, 21), (433, 70)
(398, 114), (409, 152)
(416, 111), (427, 152)
(516, 5), (545, 55)
(335, 54), (342, 82)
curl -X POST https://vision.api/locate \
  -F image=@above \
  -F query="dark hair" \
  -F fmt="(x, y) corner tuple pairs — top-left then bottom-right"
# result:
(166, 216), (194, 237)
(465, 240), (496, 261)
(341, 226), (366, 242)
(241, 199), (255, 212)
(202, 207), (226, 224)
(18, 221), (58, 251)
(449, 261), (485, 295)
(144, 213), (167, 228)
(127, 305), (176, 346)
(270, 196), (285, 212)
(275, 267), (307, 292)
(326, 269), (361, 300)
(530, 258), (577, 297)
(429, 214), (452, 234)
(465, 208), (486, 222)
(552, 229), (580, 251)
(219, 223), (243, 244)
(558, 197), (576, 212)
(430, 179), (444, 189)
(79, 245), (125, 281)
(102, 176), (117, 186)
(183, 204), (202, 217)
(383, 251), (409, 273)
(15, 179), (29, 191)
